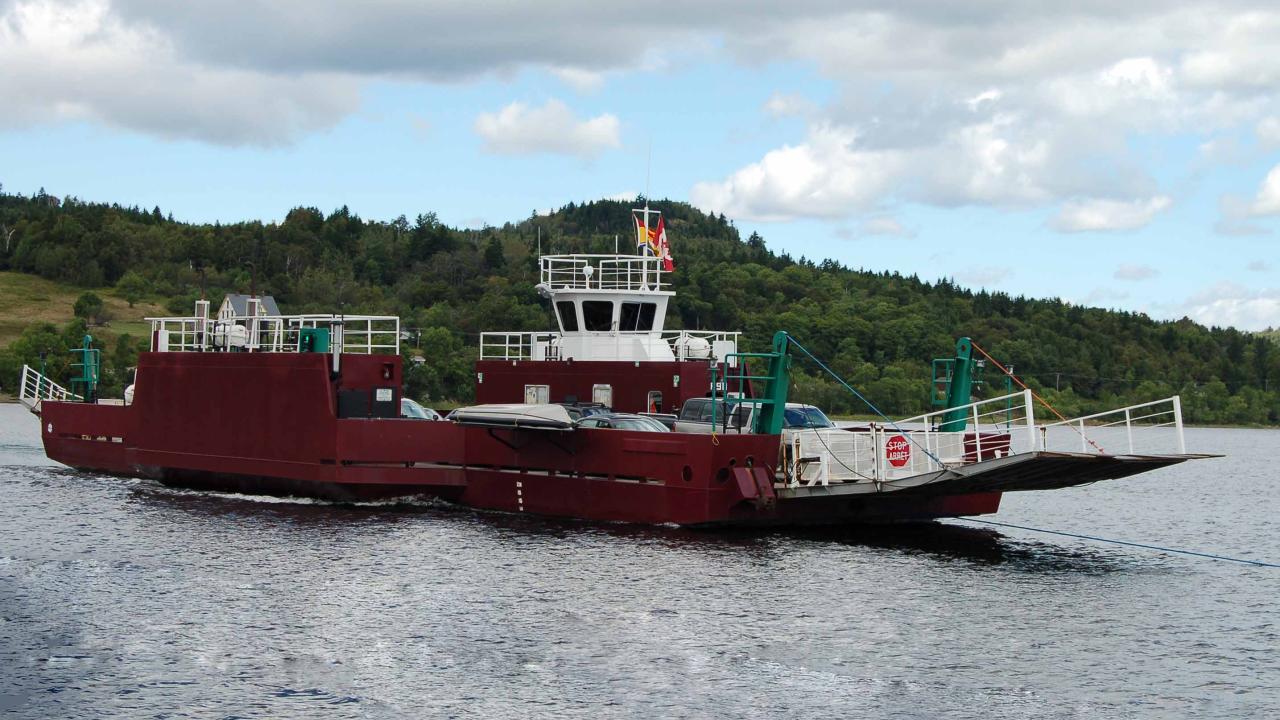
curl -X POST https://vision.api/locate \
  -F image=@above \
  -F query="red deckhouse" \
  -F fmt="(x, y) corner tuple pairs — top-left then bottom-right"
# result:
(19, 208), (1209, 526)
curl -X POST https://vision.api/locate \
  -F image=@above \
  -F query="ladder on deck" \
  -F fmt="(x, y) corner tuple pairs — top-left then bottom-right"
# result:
(709, 331), (792, 435)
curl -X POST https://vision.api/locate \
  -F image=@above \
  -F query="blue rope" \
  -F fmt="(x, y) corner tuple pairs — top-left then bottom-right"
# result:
(954, 517), (1280, 568)
(784, 335), (943, 466)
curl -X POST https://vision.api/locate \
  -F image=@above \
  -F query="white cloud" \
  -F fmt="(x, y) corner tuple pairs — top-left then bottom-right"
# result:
(0, 0), (357, 146)
(1082, 286), (1131, 306)
(474, 100), (620, 159)
(689, 125), (900, 221)
(1114, 264), (1160, 281)
(763, 92), (815, 118)
(7, 0), (1280, 191)
(552, 67), (605, 93)
(1247, 259), (1272, 272)
(1250, 164), (1280, 215)
(955, 266), (1013, 287)
(861, 216), (909, 237)
(1258, 117), (1280, 148)
(1052, 196), (1172, 232)
(1182, 282), (1280, 331)
(1216, 194), (1270, 235)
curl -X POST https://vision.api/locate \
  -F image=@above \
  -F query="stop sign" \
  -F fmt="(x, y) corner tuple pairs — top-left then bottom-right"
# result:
(885, 435), (911, 468)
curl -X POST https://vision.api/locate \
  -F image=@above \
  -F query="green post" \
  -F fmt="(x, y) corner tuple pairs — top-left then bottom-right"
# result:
(752, 331), (792, 435)
(69, 334), (100, 402)
(939, 337), (975, 432)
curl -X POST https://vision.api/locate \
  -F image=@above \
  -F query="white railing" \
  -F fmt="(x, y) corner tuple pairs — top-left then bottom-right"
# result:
(288, 315), (401, 355)
(540, 254), (669, 292)
(1039, 396), (1185, 456)
(147, 313), (400, 354)
(786, 429), (878, 486)
(891, 390), (1037, 470)
(477, 328), (741, 361)
(479, 332), (562, 361)
(795, 392), (1189, 486)
(18, 364), (81, 413)
(662, 330), (741, 361)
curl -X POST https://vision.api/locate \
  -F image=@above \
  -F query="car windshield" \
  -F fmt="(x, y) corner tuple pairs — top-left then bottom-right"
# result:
(400, 399), (429, 419)
(784, 406), (835, 428)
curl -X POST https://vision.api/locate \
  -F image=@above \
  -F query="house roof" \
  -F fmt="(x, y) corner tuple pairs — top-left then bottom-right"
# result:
(221, 293), (281, 316)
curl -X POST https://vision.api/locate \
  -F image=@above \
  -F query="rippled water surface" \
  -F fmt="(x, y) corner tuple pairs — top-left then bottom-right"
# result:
(0, 404), (1276, 718)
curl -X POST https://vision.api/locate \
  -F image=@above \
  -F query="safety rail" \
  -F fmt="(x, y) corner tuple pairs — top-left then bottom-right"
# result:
(146, 314), (400, 354)
(790, 392), (1188, 486)
(662, 330), (741, 361)
(786, 428), (878, 486)
(1039, 396), (1185, 456)
(478, 329), (740, 361)
(479, 332), (562, 361)
(18, 364), (82, 414)
(539, 254), (669, 292)
(799, 391), (1019, 485)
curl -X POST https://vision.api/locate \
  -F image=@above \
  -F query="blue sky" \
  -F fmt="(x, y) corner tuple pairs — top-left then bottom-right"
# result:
(1, 0), (1277, 329)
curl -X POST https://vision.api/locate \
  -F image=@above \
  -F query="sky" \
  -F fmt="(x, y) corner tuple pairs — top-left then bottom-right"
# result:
(0, 1), (1278, 331)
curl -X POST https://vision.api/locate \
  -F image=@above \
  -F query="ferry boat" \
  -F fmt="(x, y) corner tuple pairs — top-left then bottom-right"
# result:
(18, 208), (1212, 526)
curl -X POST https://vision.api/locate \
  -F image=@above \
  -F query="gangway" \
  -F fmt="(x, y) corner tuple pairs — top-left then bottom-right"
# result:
(781, 391), (1216, 499)
(17, 364), (82, 415)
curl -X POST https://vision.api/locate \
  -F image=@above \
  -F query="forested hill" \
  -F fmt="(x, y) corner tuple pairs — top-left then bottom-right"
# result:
(0, 188), (1276, 424)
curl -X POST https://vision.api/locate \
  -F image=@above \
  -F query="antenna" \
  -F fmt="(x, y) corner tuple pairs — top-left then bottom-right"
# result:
(645, 139), (652, 205)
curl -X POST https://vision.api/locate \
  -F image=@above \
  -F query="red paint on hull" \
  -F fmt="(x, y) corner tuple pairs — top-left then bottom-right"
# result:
(39, 351), (1003, 526)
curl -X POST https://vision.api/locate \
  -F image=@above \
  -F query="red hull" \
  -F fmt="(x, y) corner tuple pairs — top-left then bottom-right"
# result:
(39, 351), (1000, 526)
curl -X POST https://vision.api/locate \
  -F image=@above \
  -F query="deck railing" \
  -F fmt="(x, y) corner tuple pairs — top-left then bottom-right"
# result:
(1039, 397), (1185, 456)
(146, 314), (400, 354)
(540, 254), (669, 292)
(479, 332), (562, 361)
(18, 364), (82, 413)
(791, 392), (1188, 486)
(477, 329), (741, 361)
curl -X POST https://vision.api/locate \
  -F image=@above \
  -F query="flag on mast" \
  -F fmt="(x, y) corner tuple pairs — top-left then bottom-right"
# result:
(653, 216), (673, 271)
(634, 214), (649, 251)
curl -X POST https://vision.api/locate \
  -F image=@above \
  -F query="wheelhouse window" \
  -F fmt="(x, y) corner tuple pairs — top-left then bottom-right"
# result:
(582, 301), (614, 331)
(555, 301), (578, 332)
(619, 302), (658, 332)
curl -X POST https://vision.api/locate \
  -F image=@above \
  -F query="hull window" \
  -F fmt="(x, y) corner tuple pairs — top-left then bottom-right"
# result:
(593, 384), (613, 407)
(524, 384), (550, 404)
(647, 391), (663, 413)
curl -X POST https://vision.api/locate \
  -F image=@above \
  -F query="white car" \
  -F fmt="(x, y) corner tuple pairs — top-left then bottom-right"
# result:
(400, 398), (443, 421)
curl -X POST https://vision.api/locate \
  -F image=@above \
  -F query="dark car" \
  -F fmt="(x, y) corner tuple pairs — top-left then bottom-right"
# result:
(557, 402), (611, 421)
(575, 413), (671, 432)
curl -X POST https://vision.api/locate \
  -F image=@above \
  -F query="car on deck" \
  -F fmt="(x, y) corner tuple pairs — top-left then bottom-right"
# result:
(575, 413), (671, 432)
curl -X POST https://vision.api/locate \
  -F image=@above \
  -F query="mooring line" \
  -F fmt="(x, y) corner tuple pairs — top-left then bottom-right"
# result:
(954, 517), (1279, 568)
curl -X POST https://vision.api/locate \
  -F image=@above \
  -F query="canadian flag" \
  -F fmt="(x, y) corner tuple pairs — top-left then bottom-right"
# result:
(653, 216), (674, 271)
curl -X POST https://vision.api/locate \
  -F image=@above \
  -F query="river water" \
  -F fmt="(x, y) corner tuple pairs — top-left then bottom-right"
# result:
(0, 404), (1276, 719)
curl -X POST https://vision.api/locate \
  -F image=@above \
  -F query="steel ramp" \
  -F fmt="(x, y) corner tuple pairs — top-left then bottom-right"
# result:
(780, 450), (1219, 500)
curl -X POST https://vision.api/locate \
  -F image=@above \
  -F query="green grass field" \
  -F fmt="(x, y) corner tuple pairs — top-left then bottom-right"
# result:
(0, 271), (166, 349)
